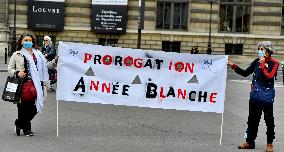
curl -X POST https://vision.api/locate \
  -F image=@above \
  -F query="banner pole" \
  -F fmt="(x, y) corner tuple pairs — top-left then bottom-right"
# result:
(57, 100), (59, 138)
(219, 112), (224, 145)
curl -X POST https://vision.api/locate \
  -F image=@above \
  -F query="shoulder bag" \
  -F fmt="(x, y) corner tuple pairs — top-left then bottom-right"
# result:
(2, 76), (23, 103)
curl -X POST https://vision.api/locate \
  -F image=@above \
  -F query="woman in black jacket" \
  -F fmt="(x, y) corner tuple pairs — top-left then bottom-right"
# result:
(42, 36), (57, 86)
(42, 36), (56, 61)
(228, 41), (279, 152)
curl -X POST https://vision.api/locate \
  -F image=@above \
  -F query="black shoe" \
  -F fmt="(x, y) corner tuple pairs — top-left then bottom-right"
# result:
(23, 131), (34, 136)
(15, 125), (21, 136)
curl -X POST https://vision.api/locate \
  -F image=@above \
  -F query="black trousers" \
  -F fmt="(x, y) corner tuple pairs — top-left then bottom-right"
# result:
(246, 101), (275, 145)
(15, 102), (37, 132)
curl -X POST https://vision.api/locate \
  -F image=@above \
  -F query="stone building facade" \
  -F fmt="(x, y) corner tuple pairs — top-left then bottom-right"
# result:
(0, 0), (9, 56)
(2, 0), (284, 56)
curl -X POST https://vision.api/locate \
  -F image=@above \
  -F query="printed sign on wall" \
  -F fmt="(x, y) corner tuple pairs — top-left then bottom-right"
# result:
(28, 0), (65, 31)
(91, 0), (128, 34)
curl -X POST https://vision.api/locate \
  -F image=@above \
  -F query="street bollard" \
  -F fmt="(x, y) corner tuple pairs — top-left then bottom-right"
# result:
(282, 61), (284, 85)
(5, 48), (7, 64)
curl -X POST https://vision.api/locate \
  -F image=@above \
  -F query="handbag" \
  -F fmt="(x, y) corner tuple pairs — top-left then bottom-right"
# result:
(21, 80), (37, 102)
(250, 62), (275, 103)
(2, 76), (23, 103)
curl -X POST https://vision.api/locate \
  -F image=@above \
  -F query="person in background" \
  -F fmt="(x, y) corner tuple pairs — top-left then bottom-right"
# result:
(42, 36), (57, 87)
(228, 41), (279, 152)
(191, 46), (199, 54)
(47, 56), (58, 70)
(42, 36), (56, 61)
(47, 56), (58, 91)
(8, 33), (49, 136)
(207, 47), (212, 54)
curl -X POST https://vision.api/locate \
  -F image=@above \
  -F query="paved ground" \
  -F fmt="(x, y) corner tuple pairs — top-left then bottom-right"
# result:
(0, 56), (283, 152)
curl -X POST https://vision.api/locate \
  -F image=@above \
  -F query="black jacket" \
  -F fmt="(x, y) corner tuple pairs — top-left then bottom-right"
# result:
(232, 58), (279, 88)
(42, 44), (56, 61)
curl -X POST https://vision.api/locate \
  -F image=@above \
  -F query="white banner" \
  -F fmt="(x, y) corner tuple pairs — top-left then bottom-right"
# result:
(57, 42), (228, 113)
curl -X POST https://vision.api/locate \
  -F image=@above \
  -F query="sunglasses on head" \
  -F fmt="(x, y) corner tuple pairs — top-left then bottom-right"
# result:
(21, 33), (32, 37)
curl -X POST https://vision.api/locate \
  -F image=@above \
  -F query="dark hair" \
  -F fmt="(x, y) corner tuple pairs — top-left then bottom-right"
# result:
(17, 33), (36, 50)
(266, 49), (273, 57)
(261, 48), (273, 57)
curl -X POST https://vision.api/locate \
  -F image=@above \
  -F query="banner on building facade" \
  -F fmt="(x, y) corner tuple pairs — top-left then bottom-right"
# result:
(28, 0), (65, 31)
(56, 42), (228, 113)
(91, 0), (128, 34)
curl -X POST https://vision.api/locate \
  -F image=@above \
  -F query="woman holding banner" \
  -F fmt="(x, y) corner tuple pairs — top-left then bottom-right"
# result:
(8, 33), (49, 136)
(228, 41), (279, 152)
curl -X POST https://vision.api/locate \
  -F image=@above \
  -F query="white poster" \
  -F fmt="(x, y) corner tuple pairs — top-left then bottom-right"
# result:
(92, 0), (128, 5)
(57, 42), (228, 113)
